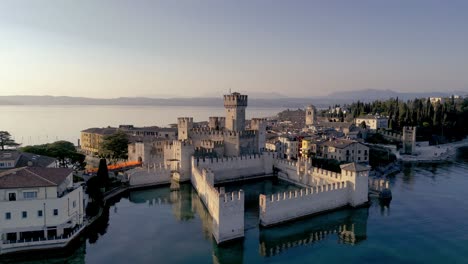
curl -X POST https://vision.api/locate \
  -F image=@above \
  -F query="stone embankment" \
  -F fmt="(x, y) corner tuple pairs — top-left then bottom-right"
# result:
(400, 138), (468, 163)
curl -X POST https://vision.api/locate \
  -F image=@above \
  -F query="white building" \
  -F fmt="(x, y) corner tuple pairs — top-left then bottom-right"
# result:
(317, 139), (369, 163)
(278, 136), (299, 160)
(355, 116), (388, 130)
(0, 167), (85, 252)
(429, 97), (444, 104)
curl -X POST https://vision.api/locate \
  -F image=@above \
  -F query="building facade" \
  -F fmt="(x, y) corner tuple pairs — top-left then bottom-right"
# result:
(355, 116), (388, 130)
(314, 139), (369, 163)
(0, 167), (85, 246)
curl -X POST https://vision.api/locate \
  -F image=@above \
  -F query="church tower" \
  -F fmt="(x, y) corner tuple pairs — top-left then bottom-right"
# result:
(305, 105), (316, 127)
(224, 92), (248, 132)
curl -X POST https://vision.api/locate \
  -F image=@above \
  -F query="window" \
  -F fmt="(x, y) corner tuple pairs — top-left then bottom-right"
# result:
(23, 191), (38, 199)
(8, 193), (16, 201)
(5, 212), (11, 220)
(358, 150), (361, 154)
(38, 210), (43, 217)
(22, 211), (27, 218)
(358, 157), (361, 161)
(53, 209), (58, 216)
(73, 201), (77, 208)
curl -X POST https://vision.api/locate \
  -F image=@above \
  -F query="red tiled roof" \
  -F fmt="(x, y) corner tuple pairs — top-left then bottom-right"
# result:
(0, 167), (73, 189)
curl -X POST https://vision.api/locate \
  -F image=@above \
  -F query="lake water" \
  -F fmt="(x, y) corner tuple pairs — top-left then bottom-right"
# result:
(2, 147), (468, 264)
(0, 105), (285, 146)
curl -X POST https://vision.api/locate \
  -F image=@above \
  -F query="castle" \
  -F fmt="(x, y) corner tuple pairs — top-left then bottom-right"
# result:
(125, 92), (370, 244)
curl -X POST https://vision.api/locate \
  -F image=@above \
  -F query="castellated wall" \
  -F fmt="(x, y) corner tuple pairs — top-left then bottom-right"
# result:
(194, 152), (276, 183)
(274, 159), (345, 187)
(191, 164), (244, 243)
(259, 182), (350, 226)
(377, 129), (402, 142)
(127, 163), (171, 187)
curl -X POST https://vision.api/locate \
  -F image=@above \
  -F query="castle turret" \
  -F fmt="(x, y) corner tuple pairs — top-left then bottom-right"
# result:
(340, 163), (369, 207)
(178, 117), (193, 140)
(251, 118), (267, 152)
(305, 105), (316, 127)
(209, 116), (226, 130)
(402, 126), (416, 155)
(224, 92), (247, 132)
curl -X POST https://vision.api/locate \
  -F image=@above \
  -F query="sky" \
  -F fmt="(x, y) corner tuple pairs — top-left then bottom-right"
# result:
(0, 0), (468, 98)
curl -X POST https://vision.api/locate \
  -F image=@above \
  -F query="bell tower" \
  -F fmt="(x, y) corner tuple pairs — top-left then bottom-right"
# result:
(305, 105), (316, 127)
(224, 92), (248, 132)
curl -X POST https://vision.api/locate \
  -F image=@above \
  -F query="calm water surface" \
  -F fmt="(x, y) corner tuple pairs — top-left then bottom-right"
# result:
(0, 105), (285, 146)
(2, 148), (468, 264)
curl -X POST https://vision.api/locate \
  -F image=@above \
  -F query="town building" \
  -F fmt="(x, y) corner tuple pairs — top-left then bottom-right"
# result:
(277, 136), (299, 160)
(354, 116), (388, 130)
(429, 97), (444, 105)
(315, 139), (369, 163)
(0, 151), (57, 171)
(80, 125), (177, 155)
(0, 167), (85, 253)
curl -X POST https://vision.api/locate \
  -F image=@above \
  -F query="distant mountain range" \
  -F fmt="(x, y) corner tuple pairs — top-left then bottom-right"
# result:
(0, 89), (465, 108)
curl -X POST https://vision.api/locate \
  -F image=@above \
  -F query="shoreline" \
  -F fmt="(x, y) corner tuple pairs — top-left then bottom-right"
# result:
(399, 138), (468, 163)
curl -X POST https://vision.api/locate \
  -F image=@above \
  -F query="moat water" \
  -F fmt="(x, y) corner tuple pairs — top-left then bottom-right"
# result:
(3, 148), (468, 264)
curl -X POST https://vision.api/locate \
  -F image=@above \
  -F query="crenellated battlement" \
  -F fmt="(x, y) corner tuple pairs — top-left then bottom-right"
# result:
(173, 139), (193, 147)
(200, 139), (224, 149)
(239, 130), (257, 138)
(377, 129), (403, 141)
(310, 167), (343, 181)
(224, 93), (248, 107)
(261, 182), (348, 204)
(219, 189), (244, 203)
(274, 158), (298, 169)
(196, 153), (264, 166)
(259, 179), (353, 226)
(127, 163), (172, 187)
(190, 129), (226, 137)
(209, 116), (226, 121)
(178, 117), (194, 123)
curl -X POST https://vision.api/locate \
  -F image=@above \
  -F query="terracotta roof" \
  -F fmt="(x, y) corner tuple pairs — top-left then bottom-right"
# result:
(0, 167), (72, 189)
(340, 163), (370, 172)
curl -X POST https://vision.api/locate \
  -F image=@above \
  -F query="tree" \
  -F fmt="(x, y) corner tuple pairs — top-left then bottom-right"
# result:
(99, 131), (129, 163)
(0, 131), (20, 150)
(21, 141), (86, 170)
(97, 158), (110, 189)
(359, 121), (367, 129)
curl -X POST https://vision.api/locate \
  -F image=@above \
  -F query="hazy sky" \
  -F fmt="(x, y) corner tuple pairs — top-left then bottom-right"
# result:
(1, 0), (468, 98)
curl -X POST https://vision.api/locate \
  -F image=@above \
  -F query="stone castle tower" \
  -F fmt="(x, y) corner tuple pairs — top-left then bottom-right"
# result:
(178, 117), (193, 140)
(305, 105), (316, 126)
(402, 126), (416, 155)
(224, 92), (248, 132)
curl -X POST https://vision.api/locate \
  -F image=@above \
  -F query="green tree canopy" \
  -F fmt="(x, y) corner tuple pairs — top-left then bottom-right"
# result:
(21, 140), (86, 169)
(97, 158), (110, 188)
(359, 121), (367, 129)
(99, 130), (129, 163)
(0, 131), (20, 150)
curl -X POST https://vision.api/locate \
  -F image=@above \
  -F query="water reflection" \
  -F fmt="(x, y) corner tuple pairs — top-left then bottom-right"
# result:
(259, 208), (369, 257)
(1, 180), (368, 263)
